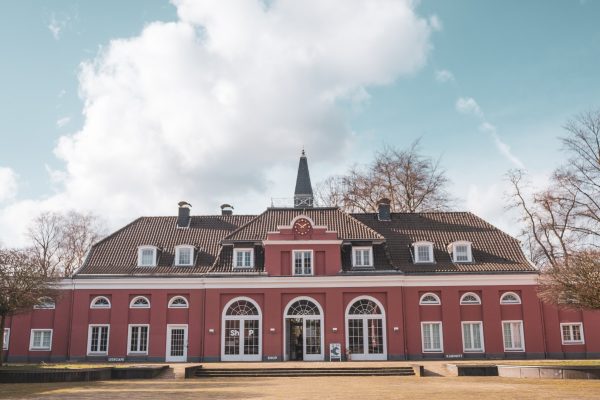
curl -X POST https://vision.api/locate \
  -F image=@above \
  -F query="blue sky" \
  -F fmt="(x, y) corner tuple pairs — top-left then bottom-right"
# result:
(0, 0), (599, 244)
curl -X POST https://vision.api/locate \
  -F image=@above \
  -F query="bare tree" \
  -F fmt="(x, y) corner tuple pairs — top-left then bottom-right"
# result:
(0, 248), (58, 366)
(508, 109), (600, 310)
(27, 211), (105, 277)
(316, 141), (452, 212)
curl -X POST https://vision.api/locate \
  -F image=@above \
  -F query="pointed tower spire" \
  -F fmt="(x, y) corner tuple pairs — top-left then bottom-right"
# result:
(294, 149), (314, 208)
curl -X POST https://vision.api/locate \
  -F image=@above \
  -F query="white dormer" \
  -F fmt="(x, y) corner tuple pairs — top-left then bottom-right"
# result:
(413, 241), (434, 263)
(449, 241), (473, 263)
(175, 245), (194, 266)
(137, 246), (157, 267)
(233, 248), (254, 269)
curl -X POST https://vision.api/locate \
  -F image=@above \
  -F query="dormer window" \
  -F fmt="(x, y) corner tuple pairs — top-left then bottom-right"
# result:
(413, 241), (434, 263)
(450, 241), (473, 263)
(138, 246), (157, 267)
(352, 246), (373, 268)
(175, 245), (194, 266)
(233, 248), (254, 269)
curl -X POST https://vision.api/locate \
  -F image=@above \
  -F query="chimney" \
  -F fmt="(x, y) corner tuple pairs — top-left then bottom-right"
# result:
(221, 204), (234, 216)
(377, 198), (391, 221)
(177, 201), (192, 228)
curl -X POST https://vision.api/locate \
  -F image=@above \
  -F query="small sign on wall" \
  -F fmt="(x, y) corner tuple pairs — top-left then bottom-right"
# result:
(108, 357), (125, 362)
(445, 354), (463, 359)
(330, 343), (342, 361)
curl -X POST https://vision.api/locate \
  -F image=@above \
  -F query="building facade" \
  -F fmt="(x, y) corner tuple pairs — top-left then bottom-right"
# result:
(3, 153), (599, 363)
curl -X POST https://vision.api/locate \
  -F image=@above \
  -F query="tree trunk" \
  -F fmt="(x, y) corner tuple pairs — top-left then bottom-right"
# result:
(0, 314), (5, 367)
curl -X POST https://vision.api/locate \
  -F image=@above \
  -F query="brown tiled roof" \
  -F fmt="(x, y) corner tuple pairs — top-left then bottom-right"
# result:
(351, 212), (536, 273)
(77, 215), (256, 276)
(224, 208), (384, 241)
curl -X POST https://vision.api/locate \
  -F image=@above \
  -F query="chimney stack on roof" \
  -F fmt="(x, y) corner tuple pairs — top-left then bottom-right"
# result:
(377, 198), (391, 221)
(221, 204), (234, 216)
(177, 201), (192, 228)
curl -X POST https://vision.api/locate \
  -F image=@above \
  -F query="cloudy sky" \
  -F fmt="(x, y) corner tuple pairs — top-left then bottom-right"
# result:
(0, 0), (599, 246)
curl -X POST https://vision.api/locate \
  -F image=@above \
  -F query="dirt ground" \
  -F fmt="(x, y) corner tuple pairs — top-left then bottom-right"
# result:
(2, 376), (600, 400)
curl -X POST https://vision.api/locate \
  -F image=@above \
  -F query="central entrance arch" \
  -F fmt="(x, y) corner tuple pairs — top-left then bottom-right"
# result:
(221, 297), (262, 361)
(345, 296), (387, 360)
(283, 297), (324, 361)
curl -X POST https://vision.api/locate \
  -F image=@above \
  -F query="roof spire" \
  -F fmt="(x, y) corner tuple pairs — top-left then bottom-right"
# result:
(294, 148), (313, 208)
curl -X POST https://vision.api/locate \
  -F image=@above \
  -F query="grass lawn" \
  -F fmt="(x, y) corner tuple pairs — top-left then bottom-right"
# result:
(1, 376), (600, 400)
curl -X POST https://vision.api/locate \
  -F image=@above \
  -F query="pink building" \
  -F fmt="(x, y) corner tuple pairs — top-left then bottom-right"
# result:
(3, 152), (599, 363)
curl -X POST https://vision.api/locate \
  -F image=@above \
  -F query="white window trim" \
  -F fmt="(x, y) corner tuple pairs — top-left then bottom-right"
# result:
(29, 329), (53, 351)
(502, 320), (525, 352)
(292, 249), (314, 276)
(137, 246), (158, 267)
(168, 296), (189, 308)
(421, 321), (444, 353)
(560, 322), (585, 345)
(413, 241), (434, 263)
(500, 291), (522, 304)
(130, 296), (151, 309)
(352, 246), (373, 268)
(175, 245), (195, 267)
(90, 296), (111, 309)
(460, 292), (481, 305)
(344, 295), (387, 360)
(33, 297), (56, 310)
(127, 324), (150, 355)
(3, 328), (9, 350)
(233, 248), (255, 269)
(87, 324), (110, 355)
(221, 296), (263, 362)
(449, 241), (473, 263)
(419, 292), (441, 305)
(461, 321), (485, 352)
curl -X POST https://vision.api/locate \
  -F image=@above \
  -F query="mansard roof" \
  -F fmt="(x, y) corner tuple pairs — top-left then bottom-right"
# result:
(352, 212), (535, 273)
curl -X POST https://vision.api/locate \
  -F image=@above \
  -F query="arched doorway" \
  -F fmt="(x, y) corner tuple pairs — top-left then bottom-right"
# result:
(284, 297), (324, 361)
(221, 297), (262, 361)
(345, 296), (387, 360)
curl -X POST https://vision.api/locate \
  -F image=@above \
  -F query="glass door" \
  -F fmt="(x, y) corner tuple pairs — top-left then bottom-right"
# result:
(303, 318), (322, 361)
(166, 325), (188, 362)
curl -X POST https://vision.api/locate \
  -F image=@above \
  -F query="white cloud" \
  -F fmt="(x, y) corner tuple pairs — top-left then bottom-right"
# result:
(48, 16), (65, 40)
(0, 0), (435, 246)
(429, 15), (442, 31)
(0, 167), (18, 203)
(455, 97), (483, 117)
(56, 117), (71, 128)
(435, 69), (454, 83)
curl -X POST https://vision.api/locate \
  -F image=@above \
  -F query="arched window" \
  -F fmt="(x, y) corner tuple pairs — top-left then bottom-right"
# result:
(345, 296), (386, 360)
(420, 293), (441, 305)
(130, 296), (151, 308)
(500, 292), (521, 304)
(168, 296), (189, 308)
(284, 297), (324, 361)
(34, 297), (55, 309)
(222, 297), (262, 361)
(460, 292), (481, 305)
(90, 296), (111, 309)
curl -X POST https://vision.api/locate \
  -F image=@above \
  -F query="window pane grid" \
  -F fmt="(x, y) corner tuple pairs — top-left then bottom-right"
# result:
(89, 326), (108, 353)
(294, 251), (312, 275)
(129, 326), (148, 353)
(305, 319), (321, 355)
(422, 323), (442, 352)
(463, 323), (483, 351)
(178, 248), (192, 265)
(503, 321), (524, 350)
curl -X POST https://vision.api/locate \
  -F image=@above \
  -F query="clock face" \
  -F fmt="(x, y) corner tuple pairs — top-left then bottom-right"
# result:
(293, 218), (313, 236)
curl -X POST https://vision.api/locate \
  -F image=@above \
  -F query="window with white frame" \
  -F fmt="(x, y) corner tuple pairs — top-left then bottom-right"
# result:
(175, 245), (194, 266)
(168, 296), (189, 308)
(88, 325), (109, 355)
(3, 328), (9, 350)
(293, 250), (313, 275)
(138, 246), (157, 267)
(352, 247), (373, 268)
(421, 322), (443, 352)
(128, 325), (149, 354)
(233, 248), (254, 268)
(90, 296), (111, 309)
(419, 293), (441, 305)
(413, 242), (434, 263)
(462, 322), (484, 352)
(460, 292), (481, 305)
(561, 323), (584, 345)
(451, 241), (473, 263)
(502, 321), (525, 351)
(33, 297), (55, 309)
(500, 292), (521, 304)
(130, 296), (150, 308)
(29, 329), (52, 351)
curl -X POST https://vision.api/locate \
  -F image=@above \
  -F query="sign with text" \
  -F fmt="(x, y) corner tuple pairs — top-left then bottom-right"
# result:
(329, 343), (342, 361)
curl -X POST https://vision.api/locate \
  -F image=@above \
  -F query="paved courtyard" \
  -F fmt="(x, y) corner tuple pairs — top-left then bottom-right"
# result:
(2, 375), (600, 400)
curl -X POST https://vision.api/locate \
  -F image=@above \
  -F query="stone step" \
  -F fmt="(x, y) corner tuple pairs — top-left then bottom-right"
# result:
(192, 367), (415, 378)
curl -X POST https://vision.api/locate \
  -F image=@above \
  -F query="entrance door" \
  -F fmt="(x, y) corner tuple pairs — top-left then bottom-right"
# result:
(222, 298), (262, 361)
(346, 298), (387, 360)
(284, 298), (324, 361)
(166, 325), (188, 362)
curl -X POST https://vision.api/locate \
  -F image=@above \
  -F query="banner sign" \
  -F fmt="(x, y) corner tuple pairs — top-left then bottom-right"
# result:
(329, 343), (342, 361)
